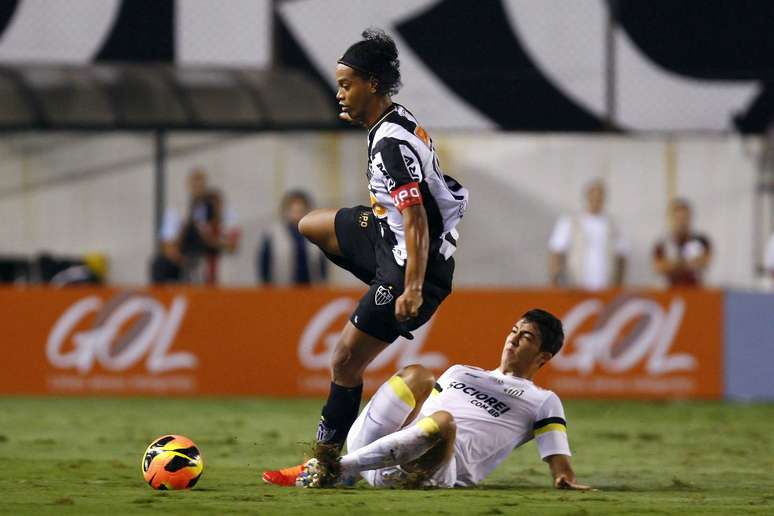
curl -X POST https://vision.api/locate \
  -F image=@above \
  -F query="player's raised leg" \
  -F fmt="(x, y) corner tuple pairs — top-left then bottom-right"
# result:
(298, 209), (341, 256)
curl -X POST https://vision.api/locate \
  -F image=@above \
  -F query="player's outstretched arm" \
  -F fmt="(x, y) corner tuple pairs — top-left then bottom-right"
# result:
(546, 454), (593, 490)
(396, 204), (429, 321)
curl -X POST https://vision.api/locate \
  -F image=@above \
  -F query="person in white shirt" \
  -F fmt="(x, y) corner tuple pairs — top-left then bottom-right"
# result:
(548, 179), (627, 291)
(293, 308), (590, 490)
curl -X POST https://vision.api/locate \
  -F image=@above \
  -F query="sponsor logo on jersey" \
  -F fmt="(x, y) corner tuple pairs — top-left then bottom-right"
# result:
(369, 192), (388, 219)
(448, 381), (511, 418)
(375, 285), (394, 306)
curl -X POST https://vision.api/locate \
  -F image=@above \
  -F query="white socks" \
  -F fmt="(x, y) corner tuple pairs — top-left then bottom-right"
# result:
(352, 375), (417, 449)
(340, 416), (441, 475)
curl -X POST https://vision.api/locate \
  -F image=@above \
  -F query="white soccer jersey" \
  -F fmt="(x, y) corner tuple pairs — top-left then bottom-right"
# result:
(419, 364), (571, 486)
(367, 104), (469, 265)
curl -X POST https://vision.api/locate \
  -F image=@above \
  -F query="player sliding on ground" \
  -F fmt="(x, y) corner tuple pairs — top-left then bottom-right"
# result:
(293, 309), (591, 489)
(263, 28), (468, 486)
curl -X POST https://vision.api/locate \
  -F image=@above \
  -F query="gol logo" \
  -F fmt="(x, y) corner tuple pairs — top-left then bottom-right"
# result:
(550, 295), (696, 375)
(297, 298), (447, 372)
(46, 292), (197, 374)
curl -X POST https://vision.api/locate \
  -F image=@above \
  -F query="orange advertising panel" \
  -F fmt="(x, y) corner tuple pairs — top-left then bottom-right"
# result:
(0, 287), (723, 399)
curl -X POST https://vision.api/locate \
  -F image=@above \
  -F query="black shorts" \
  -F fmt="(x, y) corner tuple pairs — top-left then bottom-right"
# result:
(324, 206), (454, 343)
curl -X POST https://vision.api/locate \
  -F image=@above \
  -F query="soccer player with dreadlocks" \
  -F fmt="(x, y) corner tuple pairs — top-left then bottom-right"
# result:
(263, 28), (469, 486)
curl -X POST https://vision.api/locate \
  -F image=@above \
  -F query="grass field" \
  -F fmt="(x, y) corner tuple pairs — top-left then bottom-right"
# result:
(1, 398), (773, 515)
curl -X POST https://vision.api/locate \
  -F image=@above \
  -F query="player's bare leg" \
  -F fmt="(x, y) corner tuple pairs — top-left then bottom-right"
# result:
(263, 324), (389, 486)
(298, 209), (341, 256)
(329, 323), (390, 386)
(316, 322), (388, 443)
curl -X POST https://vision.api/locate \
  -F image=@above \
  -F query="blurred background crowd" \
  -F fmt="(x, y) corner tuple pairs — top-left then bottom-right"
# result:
(0, 1), (772, 291)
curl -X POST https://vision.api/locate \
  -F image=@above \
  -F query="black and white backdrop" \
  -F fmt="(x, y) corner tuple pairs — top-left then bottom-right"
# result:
(0, 0), (771, 132)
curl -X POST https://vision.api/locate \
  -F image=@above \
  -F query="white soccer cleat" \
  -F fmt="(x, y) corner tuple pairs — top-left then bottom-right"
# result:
(295, 458), (322, 488)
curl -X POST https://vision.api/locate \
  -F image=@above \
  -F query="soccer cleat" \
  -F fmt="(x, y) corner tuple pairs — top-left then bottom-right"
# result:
(262, 464), (304, 487)
(295, 454), (342, 488)
(295, 458), (322, 488)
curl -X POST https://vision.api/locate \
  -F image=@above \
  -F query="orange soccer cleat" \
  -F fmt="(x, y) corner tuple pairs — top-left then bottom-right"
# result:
(262, 463), (304, 487)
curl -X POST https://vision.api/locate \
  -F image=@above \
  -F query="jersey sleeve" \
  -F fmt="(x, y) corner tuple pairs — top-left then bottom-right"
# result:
(371, 138), (424, 212)
(533, 392), (571, 460)
(431, 365), (461, 396)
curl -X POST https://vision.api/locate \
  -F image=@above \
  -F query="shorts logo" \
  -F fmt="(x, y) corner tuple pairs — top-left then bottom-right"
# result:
(375, 285), (394, 306)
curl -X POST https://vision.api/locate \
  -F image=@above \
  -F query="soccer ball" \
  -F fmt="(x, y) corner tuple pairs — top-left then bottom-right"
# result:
(141, 435), (203, 490)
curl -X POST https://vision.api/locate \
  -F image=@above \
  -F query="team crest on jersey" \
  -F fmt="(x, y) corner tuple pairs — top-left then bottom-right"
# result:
(504, 387), (525, 398)
(374, 285), (394, 306)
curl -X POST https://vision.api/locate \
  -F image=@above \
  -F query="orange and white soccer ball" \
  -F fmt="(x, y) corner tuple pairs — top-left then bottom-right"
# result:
(141, 435), (203, 490)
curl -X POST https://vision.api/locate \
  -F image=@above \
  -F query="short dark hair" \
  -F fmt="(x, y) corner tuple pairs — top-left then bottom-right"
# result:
(281, 189), (312, 209)
(521, 309), (564, 355)
(339, 28), (402, 96)
(670, 197), (692, 212)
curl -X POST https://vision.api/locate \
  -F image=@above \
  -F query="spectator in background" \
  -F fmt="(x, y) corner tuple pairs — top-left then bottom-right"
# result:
(548, 178), (627, 290)
(652, 198), (712, 287)
(152, 168), (240, 284)
(258, 190), (327, 286)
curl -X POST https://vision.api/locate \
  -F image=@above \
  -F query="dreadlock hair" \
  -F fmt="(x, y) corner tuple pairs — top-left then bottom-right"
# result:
(338, 28), (402, 96)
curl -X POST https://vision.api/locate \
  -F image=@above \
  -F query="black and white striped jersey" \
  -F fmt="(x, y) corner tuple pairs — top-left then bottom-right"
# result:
(366, 103), (469, 266)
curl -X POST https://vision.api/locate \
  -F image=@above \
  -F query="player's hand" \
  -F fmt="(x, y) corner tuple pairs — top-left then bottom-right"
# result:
(395, 289), (423, 322)
(554, 475), (594, 491)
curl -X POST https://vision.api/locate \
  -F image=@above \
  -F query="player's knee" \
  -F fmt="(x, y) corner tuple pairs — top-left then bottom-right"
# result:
(330, 342), (362, 385)
(397, 364), (435, 402)
(429, 410), (456, 439)
(297, 211), (317, 240)
(299, 209), (339, 254)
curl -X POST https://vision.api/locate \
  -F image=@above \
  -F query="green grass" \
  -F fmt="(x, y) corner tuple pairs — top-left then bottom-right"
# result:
(0, 398), (773, 515)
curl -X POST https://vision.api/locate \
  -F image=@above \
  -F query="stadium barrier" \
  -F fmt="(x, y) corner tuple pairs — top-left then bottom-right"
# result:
(0, 287), (739, 399)
(724, 291), (774, 400)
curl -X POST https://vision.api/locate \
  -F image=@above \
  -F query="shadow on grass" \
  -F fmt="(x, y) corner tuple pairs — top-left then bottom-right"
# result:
(473, 480), (701, 494)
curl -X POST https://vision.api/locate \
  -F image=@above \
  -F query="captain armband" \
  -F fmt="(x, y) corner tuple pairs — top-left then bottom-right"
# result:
(390, 182), (423, 212)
